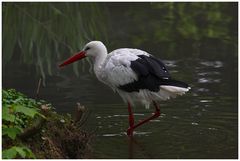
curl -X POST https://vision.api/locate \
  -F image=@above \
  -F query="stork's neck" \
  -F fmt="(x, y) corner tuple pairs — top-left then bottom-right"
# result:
(93, 51), (107, 75)
(90, 43), (108, 80)
(94, 54), (106, 70)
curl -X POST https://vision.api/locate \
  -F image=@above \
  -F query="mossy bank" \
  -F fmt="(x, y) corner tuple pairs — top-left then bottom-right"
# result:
(2, 89), (92, 159)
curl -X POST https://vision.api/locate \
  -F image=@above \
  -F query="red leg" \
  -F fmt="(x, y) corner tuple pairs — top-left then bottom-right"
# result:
(127, 102), (134, 136)
(153, 101), (160, 116)
(127, 101), (161, 136)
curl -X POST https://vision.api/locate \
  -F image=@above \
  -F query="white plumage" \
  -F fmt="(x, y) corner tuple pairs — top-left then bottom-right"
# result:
(87, 42), (190, 108)
(60, 41), (190, 108)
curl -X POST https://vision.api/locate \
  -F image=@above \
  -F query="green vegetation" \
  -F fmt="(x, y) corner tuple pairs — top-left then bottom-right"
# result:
(108, 2), (237, 59)
(2, 146), (35, 159)
(2, 2), (108, 80)
(2, 89), (91, 159)
(2, 89), (45, 159)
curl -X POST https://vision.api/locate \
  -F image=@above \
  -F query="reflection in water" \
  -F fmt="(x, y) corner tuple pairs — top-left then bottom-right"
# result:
(2, 59), (238, 158)
(129, 137), (133, 159)
(198, 78), (221, 83)
(200, 61), (223, 68)
(102, 134), (122, 137)
(128, 136), (154, 159)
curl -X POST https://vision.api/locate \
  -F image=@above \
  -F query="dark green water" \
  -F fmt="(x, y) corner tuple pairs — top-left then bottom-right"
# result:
(3, 57), (238, 158)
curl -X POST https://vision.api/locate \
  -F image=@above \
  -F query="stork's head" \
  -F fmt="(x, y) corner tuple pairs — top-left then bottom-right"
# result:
(59, 41), (107, 67)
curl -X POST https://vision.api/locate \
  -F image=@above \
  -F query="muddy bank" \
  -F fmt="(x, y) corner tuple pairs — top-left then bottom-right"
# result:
(26, 106), (92, 158)
(2, 89), (93, 159)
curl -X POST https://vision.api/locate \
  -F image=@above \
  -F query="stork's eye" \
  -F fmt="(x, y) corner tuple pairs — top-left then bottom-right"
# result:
(85, 47), (90, 51)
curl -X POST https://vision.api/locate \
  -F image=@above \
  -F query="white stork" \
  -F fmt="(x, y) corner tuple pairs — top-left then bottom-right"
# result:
(59, 41), (190, 136)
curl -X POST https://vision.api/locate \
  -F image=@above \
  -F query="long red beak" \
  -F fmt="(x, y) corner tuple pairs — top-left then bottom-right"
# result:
(59, 51), (86, 67)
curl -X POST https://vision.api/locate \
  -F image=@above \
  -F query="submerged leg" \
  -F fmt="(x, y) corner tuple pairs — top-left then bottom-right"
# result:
(127, 101), (161, 136)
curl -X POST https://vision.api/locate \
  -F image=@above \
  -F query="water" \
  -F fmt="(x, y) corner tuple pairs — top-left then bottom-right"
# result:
(3, 58), (238, 158)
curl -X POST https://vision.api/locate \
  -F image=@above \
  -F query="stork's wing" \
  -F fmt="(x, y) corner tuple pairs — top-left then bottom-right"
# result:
(130, 55), (170, 79)
(102, 49), (140, 88)
(101, 49), (171, 92)
(118, 54), (171, 92)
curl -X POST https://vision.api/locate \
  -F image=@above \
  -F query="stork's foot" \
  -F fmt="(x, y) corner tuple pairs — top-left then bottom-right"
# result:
(153, 109), (160, 118)
(127, 110), (160, 136)
(127, 127), (134, 136)
(126, 101), (161, 137)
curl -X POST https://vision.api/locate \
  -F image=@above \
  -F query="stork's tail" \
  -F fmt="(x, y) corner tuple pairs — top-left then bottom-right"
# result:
(161, 79), (190, 94)
(154, 79), (190, 100)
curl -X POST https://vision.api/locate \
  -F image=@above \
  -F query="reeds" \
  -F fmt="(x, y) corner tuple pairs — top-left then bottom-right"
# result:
(3, 2), (108, 80)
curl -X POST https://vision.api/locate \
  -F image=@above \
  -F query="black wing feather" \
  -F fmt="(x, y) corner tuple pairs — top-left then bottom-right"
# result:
(118, 55), (171, 92)
(118, 54), (189, 92)
(137, 55), (170, 78)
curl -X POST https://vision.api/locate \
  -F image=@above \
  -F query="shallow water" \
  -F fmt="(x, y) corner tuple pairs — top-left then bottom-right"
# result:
(3, 58), (238, 158)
